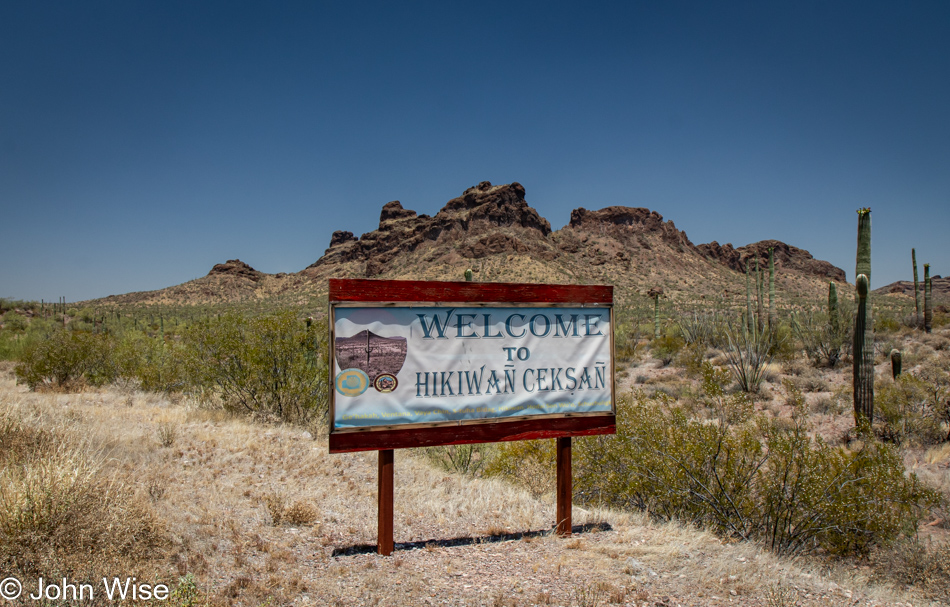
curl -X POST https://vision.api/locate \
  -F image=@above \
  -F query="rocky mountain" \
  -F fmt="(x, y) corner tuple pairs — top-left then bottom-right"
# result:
(876, 275), (949, 304)
(87, 181), (849, 308)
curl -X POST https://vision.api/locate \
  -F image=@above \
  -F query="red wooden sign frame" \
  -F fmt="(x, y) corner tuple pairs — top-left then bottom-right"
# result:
(328, 278), (617, 454)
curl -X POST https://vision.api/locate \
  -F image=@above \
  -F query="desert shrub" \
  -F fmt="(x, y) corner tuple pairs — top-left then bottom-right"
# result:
(615, 307), (645, 363)
(678, 309), (726, 348)
(790, 308), (852, 368)
(674, 342), (706, 377)
(722, 321), (774, 393)
(0, 411), (165, 578)
(812, 395), (843, 416)
(424, 443), (493, 477)
(575, 378), (939, 555)
(650, 332), (684, 366)
(14, 329), (117, 390)
(874, 313), (901, 333)
(484, 439), (555, 499)
(116, 333), (188, 393)
(182, 310), (328, 423)
(1, 311), (27, 332)
(875, 375), (944, 445)
(871, 539), (950, 602)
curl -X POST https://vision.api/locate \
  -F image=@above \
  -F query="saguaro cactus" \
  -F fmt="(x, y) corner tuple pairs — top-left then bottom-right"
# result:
(924, 264), (932, 334)
(464, 268), (474, 282)
(853, 274), (874, 425)
(852, 208), (873, 427)
(768, 247), (775, 331)
(890, 349), (902, 379)
(912, 248), (920, 325)
(856, 208), (871, 285)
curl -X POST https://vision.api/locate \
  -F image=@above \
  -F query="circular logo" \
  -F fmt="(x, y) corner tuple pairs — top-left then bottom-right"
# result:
(335, 369), (369, 397)
(374, 373), (398, 393)
(0, 577), (22, 600)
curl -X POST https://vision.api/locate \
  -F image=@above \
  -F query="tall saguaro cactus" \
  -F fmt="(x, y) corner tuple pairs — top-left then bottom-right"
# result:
(853, 274), (874, 425)
(912, 248), (920, 325)
(853, 208), (873, 427)
(648, 287), (663, 340)
(924, 264), (932, 334)
(856, 208), (871, 285)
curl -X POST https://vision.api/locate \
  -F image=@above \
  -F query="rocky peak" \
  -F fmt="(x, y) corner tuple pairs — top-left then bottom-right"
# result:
(208, 259), (263, 282)
(697, 239), (846, 281)
(563, 206), (695, 249)
(379, 201), (417, 224)
(311, 181), (555, 275)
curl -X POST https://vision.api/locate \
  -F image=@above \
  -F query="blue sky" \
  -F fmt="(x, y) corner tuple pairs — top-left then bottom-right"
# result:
(2, 1), (948, 302)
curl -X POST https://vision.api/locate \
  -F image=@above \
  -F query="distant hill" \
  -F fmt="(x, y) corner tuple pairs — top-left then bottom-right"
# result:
(86, 181), (849, 308)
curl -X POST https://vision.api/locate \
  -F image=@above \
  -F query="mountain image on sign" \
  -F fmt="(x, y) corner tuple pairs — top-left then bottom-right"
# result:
(335, 330), (408, 382)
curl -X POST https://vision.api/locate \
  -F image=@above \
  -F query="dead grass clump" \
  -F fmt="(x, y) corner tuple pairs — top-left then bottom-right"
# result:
(156, 420), (179, 447)
(263, 492), (320, 526)
(0, 433), (165, 578)
(871, 539), (950, 602)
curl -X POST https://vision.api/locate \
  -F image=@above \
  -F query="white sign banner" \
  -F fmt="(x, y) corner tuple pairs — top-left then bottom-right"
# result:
(332, 306), (613, 430)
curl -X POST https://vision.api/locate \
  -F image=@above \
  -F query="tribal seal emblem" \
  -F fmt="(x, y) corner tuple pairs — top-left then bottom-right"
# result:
(373, 373), (398, 393)
(335, 368), (369, 397)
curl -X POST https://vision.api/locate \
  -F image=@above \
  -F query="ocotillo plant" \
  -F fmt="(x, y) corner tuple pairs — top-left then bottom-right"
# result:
(890, 349), (902, 379)
(924, 264), (932, 333)
(648, 287), (663, 339)
(755, 258), (765, 334)
(768, 247), (775, 332)
(912, 248), (920, 325)
(853, 274), (874, 425)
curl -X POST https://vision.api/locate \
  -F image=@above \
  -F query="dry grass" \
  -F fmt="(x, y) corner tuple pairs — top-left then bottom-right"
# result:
(0, 365), (938, 606)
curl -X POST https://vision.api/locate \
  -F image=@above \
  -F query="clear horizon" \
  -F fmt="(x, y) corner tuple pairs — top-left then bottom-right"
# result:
(2, 2), (948, 302)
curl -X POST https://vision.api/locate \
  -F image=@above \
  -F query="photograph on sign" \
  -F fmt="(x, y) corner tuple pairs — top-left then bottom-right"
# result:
(330, 305), (613, 431)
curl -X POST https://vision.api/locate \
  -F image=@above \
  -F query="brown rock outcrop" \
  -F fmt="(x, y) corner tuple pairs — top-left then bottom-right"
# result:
(207, 259), (263, 282)
(310, 181), (555, 273)
(698, 239), (846, 282)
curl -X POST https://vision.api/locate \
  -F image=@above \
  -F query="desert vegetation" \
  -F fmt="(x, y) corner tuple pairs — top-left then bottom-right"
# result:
(1, 208), (949, 604)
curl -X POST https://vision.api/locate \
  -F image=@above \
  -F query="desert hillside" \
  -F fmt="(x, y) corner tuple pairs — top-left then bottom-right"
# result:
(84, 181), (850, 308)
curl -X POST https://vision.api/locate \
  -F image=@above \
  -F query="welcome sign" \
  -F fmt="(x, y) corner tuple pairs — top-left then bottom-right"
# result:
(328, 279), (616, 453)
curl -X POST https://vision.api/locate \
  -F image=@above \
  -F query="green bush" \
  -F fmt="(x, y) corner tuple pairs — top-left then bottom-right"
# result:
(182, 311), (328, 422)
(424, 443), (494, 477)
(790, 308), (852, 368)
(15, 330), (117, 390)
(875, 375), (944, 445)
(575, 375), (939, 555)
(1, 311), (27, 332)
(650, 332), (684, 366)
(483, 439), (555, 499)
(115, 333), (188, 393)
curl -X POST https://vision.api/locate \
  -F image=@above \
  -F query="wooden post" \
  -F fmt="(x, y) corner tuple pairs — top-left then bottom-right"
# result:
(378, 449), (394, 555)
(556, 437), (572, 536)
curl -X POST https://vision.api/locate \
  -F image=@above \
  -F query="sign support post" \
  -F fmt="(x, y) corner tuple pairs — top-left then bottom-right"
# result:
(378, 449), (394, 556)
(556, 437), (572, 536)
